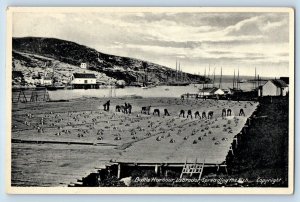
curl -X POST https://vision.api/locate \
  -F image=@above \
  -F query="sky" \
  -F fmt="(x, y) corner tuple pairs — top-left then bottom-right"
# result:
(12, 11), (291, 77)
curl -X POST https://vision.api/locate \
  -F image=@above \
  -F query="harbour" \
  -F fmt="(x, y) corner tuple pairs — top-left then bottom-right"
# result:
(8, 8), (292, 191)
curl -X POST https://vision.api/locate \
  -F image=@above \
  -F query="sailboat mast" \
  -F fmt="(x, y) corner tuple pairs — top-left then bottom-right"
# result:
(213, 67), (216, 87)
(219, 67), (222, 89)
(237, 69), (240, 89)
(178, 61), (181, 81)
(203, 67), (206, 89)
(180, 62), (182, 82)
(255, 67), (257, 89)
(233, 69), (235, 89)
(175, 59), (178, 81)
(208, 64), (211, 81)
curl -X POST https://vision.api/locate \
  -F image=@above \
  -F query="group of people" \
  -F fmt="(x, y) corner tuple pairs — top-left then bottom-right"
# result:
(141, 106), (170, 117)
(179, 108), (246, 119)
(103, 100), (132, 114)
(222, 108), (245, 117)
(103, 100), (246, 117)
(179, 109), (214, 119)
(115, 103), (132, 114)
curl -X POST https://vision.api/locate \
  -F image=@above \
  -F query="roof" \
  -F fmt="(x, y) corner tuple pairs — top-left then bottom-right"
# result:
(279, 77), (289, 85)
(73, 73), (96, 79)
(270, 79), (288, 88)
(199, 87), (222, 93)
(211, 87), (223, 94)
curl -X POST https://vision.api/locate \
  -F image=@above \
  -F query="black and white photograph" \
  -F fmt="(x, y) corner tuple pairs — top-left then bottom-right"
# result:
(6, 7), (294, 194)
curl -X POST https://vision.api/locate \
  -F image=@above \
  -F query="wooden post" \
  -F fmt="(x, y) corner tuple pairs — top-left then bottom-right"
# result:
(154, 164), (159, 174)
(117, 164), (121, 179)
(224, 165), (228, 175)
(230, 146), (234, 155)
(234, 137), (238, 148)
(199, 160), (205, 179)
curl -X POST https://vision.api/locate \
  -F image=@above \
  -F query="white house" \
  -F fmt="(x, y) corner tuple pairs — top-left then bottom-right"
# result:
(42, 76), (53, 86)
(199, 87), (224, 97)
(80, 63), (87, 69)
(71, 73), (98, 89)
(259, 79), (288, 96)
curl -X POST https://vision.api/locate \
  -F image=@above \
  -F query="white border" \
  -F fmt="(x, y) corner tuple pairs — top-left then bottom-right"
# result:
(5, 7), (295, 195)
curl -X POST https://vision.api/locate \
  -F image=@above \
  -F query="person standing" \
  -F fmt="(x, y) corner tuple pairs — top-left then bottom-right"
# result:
(106, 100), (110, 111)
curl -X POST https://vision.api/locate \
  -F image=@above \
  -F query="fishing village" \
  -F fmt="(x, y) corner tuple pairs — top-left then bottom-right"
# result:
(10, 0), (294, 183)
(11, 38), (289, 188)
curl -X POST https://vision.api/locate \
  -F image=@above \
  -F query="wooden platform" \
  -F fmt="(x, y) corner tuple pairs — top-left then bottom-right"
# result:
(115, 103), (258, 165)
(11, 97), (258, 186)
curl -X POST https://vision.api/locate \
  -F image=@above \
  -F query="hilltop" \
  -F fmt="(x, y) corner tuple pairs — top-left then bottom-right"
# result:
(12, 37), (206, 87)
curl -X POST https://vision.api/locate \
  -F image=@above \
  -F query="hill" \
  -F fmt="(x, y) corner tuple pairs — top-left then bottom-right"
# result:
(12, 37), (206, 87)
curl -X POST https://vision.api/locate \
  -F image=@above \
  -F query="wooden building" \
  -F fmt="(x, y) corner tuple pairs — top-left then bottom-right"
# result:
(259, 79), (288, 96)
(41, 76), (53, 86)
(199, 87), (225, 97)
(71, 73), (98, 89)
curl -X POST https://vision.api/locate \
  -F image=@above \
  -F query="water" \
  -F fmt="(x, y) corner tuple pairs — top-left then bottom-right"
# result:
(48, 82), (264, 100)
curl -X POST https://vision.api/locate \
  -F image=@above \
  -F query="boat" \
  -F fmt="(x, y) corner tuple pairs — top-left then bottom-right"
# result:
(115, 84), (125, 88)
(229, 88), (243, 93)
(166, 81), (190, 86)
(237, 79), (247, 83)
(229, 69), (243, 93)
(46, 85), (65, 91)
(128, 82), (143, 87)
(166, 59), (191, 86)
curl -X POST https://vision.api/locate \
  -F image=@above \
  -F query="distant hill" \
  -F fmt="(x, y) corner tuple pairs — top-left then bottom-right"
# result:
(12, 37), (206, 86)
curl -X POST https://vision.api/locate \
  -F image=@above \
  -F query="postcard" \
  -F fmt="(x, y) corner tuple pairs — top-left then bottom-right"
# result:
(6, 7), (294, 194)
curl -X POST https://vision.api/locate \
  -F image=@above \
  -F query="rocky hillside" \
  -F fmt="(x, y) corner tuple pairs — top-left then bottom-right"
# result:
(12, 37), (206, 86)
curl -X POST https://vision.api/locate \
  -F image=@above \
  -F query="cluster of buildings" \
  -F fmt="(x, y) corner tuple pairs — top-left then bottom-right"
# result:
(13, 60), (290, 95)
(197, 77), (289, 98)
(13, 63), (103, 89)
